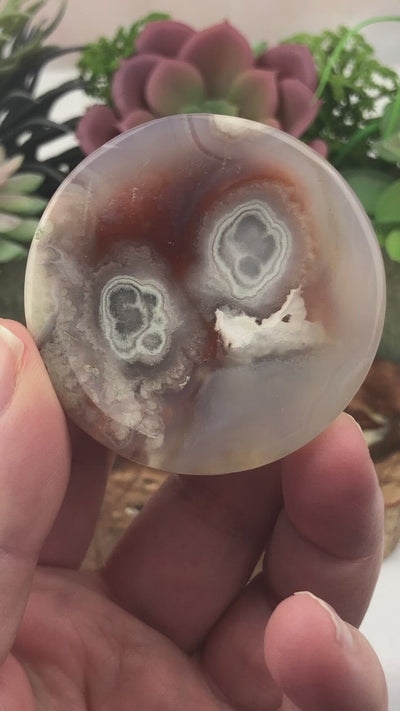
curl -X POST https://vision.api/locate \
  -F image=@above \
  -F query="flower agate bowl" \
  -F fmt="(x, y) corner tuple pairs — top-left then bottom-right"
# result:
(24, 114), (385, 475)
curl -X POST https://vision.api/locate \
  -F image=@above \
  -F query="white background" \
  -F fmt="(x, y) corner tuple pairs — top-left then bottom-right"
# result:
(41, 1), (400, 706)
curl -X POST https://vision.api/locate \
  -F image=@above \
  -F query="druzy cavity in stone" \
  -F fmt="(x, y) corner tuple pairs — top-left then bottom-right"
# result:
(24, 115), (385, 475)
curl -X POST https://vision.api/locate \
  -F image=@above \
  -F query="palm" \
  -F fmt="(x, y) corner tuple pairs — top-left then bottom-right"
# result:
(10, 567), (233, 711)
(0, 321), (387, 710)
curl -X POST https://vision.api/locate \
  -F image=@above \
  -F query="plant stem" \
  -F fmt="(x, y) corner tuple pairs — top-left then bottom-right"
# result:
(316, 15), (400, 99)
(333, 121), (380, 168)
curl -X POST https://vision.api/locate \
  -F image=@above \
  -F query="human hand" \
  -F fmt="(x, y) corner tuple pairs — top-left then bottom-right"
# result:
(0, 319), (387, 710)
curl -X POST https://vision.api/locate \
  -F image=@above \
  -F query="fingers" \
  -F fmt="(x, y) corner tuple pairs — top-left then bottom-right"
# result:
(0, 655), (34, 709)
(39, 425), (114, 569)
(102, 413), (383, 654)
(102, 462), (282, 651)
(264, 591), (388, 711)
(202, 579), (387, 711)
(264, 413), (384, 625)
(0, 320), (70, 661)
(203, 414), (384, 709)
(202, 575), (281, 711)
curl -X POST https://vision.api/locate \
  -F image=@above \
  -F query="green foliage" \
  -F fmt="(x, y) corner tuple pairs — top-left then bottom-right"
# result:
(343, 170), (400, 262)
(373, 132), (400, 163)
(0, 0), (66, 78)
(252, 39), (268, 58)
(285, 17), (400, 266)
(284, 26), (399, 162)
(341, 169), (392, 216)
(0, 0), (85, 198)
(180, 98), (238, 116)
(0, 144), (45, 263)
(385, 229), (400, 261)
(371, 97), (400, 162)
(381, 93), (400, 137)
(78, 12), (171, 104)
(340, 89), (400, 265)
(375, 180), (400, 224)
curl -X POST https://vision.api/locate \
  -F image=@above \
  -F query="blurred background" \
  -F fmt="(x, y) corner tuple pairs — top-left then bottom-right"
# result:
(2, 1), (400, 707)
(49, 0), (400, 68)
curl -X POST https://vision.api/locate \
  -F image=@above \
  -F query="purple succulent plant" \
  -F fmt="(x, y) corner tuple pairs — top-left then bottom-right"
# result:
(77, 20), (326, 156)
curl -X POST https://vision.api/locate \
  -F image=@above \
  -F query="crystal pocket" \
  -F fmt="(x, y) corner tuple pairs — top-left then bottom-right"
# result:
(24, 114), (385, 475)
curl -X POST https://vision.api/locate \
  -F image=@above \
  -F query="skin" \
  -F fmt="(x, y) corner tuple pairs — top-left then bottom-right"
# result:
(0, 318), (388, 710)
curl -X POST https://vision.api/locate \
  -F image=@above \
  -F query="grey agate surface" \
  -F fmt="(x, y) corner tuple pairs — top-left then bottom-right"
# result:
(24, 115), (385, 475)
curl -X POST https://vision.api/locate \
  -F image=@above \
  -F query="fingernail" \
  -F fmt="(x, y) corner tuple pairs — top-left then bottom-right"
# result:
(0, 324), (24, 412)
(281, 698), (303, 711)
(345, 413), (365, 438)
(294, 591), (354, 651)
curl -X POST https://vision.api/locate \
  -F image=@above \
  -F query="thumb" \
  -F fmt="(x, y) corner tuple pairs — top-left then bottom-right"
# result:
(264, 590), (388, 711)
(0, 320), (70, 662)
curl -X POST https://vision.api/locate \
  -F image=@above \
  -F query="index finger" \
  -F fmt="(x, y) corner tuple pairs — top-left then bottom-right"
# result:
(264, 413), (384, 625)
(103, 458), (282, 652)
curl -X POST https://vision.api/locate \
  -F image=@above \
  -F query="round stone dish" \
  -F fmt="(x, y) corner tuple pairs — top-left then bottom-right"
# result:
(25, 114), (385, 475)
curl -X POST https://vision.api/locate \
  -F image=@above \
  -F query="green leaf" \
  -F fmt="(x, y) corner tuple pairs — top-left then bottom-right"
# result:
(0, 193), (46, 214)
(1, 172), (44, 193)
(372, 133), (400, 163)
(282, 25), (400, 160)
(6, 216), (38, 241)
(0, 0), (65, 83)
(385, 229), (400, 261)
(0, 236), (27, 262)
(380, 100), (400, 138)
(253, 40), (268, 58)
(0, 154), (23, 184)
(39, 0), (67, 42)
(180, 99), (238, 117)
(0, 212), (21, 232)
(341, 168), (393, 215)
(374, 225), (387, 246)
(202, 99), (238, 116)
(375, 180), (400, 223)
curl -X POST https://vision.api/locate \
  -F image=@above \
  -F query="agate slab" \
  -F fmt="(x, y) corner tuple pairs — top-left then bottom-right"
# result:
(24, 115), (385, 475)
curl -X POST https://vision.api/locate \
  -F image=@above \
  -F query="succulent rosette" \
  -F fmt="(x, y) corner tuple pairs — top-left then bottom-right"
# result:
(77, 20), (325, 155)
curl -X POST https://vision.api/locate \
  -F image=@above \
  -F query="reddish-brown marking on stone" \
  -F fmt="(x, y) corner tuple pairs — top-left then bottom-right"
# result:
(95, 173), (175, 262)
(93, 157), (327, 342)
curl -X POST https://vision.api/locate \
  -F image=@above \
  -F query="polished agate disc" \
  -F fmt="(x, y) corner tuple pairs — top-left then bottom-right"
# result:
(24, 115), (385, 475)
